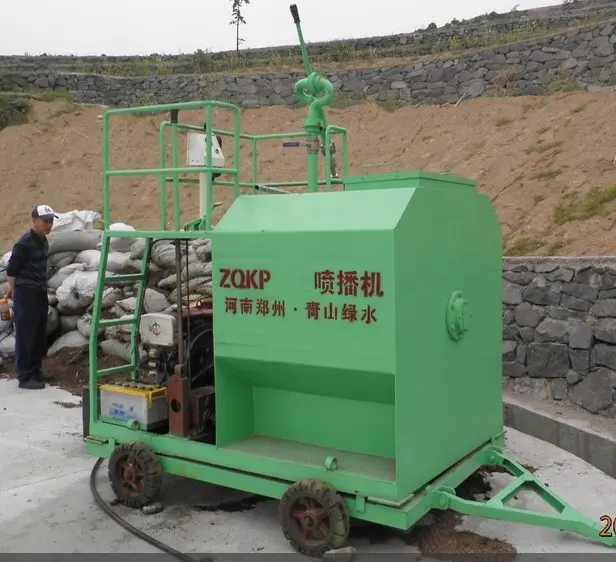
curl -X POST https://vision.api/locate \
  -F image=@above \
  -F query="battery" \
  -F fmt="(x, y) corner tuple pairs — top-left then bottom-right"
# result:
(99, 383), (168, 430)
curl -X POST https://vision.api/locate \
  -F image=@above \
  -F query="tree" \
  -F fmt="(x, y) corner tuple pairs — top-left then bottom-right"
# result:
(230, 0), (250, 54)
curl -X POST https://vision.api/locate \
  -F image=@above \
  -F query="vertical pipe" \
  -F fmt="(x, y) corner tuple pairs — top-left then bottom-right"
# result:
(343, 133), (349, 179)
(306, 131), (319, 193)
(171, 114), (181, 231)
(199, 173), (207, 218)
(102, 114), (110, 227)
(159, 122), (168, 230)
(205, 105), (213, 231)
(251, 137), (258, 192)
(174, 241), (184, 365)
(325, 138), (332, 192)
(307, 152), (319, 193)
(233, 108), (241, 200)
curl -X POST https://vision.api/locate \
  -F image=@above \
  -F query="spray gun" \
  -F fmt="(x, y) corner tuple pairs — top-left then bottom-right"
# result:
(288, 4), (339, 186)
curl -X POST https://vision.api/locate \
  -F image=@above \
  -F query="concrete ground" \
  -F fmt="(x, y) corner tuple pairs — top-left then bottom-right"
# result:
(1, 377), (616, 558)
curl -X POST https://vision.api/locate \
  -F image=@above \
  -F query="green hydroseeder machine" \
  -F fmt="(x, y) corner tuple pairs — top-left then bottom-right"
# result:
(82, 3), (616, 558)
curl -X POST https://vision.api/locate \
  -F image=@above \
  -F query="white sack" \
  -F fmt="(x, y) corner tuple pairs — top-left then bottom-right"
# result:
(169, 278), (212, 303)
(48, 263), (86, 291)
(158, 262), (212, 290)
(116, 297), (136, 314)
(74, 249), (131, 273)
(56, 270), (100, 310)
(77, 313), (104, 338)
(151, 243), (197, 270)
(47, 230), (102, 254)
(59, 314), (81, 333)
(108, 222), (138, 252)
(125, 259), (161, 273)
(47, 330), (88, 356)
(0, 334), (15, 356)
(144, 289), (169, 313)
(74, 249), (101, 270)
(189, 238), (211, 248)
(100, 287), (124, 310)
(48, 251), (78, 270)
(51, 210), (101, 233)
(195, 244), (211, 261)
(109, 305), (127, 319)
(100, 339), (145, 363)
(130, 238), (147, 259)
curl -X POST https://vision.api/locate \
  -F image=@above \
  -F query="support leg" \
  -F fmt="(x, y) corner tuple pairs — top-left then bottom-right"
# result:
(430, 447), (616, 548)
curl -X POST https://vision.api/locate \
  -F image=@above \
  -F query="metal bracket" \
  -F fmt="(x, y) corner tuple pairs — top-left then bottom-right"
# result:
(429, 450), (616, 547)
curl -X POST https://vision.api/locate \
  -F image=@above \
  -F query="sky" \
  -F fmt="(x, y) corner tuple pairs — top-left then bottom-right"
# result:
(2, 0), (561, 56)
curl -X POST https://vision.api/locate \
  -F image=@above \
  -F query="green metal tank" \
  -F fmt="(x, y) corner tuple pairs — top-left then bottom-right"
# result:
(210, 170), (503, 503)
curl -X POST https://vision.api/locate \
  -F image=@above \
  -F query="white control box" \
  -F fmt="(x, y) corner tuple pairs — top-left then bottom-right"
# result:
(187, 131), (225, 168)
(139, 313), (178, 347)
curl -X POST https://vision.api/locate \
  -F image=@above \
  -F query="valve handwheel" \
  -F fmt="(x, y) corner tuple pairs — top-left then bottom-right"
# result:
(108, 442), (163, 508)
(279, 479), (350, 557)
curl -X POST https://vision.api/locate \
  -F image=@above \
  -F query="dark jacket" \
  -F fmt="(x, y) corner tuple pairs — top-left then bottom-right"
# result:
(6, 230), (49, 289)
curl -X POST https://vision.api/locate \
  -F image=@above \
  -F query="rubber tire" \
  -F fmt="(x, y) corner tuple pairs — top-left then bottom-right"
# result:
(108, 442), (163, 508)
(279, 479), (350, 557)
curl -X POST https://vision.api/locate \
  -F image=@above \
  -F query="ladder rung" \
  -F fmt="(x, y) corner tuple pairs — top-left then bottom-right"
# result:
(104, 274), (143, 284)
(98, 315), (138, 328)
(97, 364), (135, 377)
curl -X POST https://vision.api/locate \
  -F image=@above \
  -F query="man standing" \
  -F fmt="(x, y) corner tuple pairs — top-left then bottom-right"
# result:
(5, 205), (57, 390)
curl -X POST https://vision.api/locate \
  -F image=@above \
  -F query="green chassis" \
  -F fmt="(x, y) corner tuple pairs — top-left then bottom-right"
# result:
(86, 423), (615, 546)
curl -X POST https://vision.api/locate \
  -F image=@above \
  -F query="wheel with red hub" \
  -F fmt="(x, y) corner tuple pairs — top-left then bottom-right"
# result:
(279, 479), (350, 557)
(107, 442), (163, 508)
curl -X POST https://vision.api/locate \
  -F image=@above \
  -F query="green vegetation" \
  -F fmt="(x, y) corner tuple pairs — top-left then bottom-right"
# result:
(545, 240), (566, 255)
(553, 186), (616, 225)
(0, 90), (74, 130)
(0, 93), (30, 130)
(525, 139), (564, 155)
(533, 194), (545, 204)
(531, 169), (562, 181)
(495, 117), (514, 127)
(504, 236), (544, 256)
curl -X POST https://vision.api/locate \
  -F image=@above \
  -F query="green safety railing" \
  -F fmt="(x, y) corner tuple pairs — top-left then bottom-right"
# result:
(163, 125), (349, 232)
(102, 102), (349, 234)
(102, 100), (241, 233)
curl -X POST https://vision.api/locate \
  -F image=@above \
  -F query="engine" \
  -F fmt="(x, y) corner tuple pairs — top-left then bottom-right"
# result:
(139, 310), (216, 442)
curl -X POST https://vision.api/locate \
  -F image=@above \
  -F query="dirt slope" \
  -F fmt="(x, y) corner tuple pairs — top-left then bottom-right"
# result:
(2, 91), (616, 256)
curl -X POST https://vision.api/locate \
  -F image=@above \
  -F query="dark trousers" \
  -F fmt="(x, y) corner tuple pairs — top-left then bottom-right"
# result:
(13, 286), (48, 382)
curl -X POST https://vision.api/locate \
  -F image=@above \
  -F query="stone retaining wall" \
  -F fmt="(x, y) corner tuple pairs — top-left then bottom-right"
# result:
(502, 257), (616, 421)
(0, 18), (616, 107)
(3, 19), (616, 108)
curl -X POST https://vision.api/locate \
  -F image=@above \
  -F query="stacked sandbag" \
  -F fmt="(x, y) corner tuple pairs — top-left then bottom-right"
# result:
(0, 211), (214, 366)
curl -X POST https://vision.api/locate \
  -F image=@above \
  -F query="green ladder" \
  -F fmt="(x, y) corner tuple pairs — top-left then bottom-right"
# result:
(88, 234), (153, 385)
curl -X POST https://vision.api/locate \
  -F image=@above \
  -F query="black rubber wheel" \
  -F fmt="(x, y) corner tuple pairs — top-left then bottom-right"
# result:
(279, 479), (350, 557)
(108, 442), (163, 508)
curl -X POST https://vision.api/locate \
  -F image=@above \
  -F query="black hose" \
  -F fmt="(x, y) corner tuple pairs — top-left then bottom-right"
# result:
(90, 457), (203, 562)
